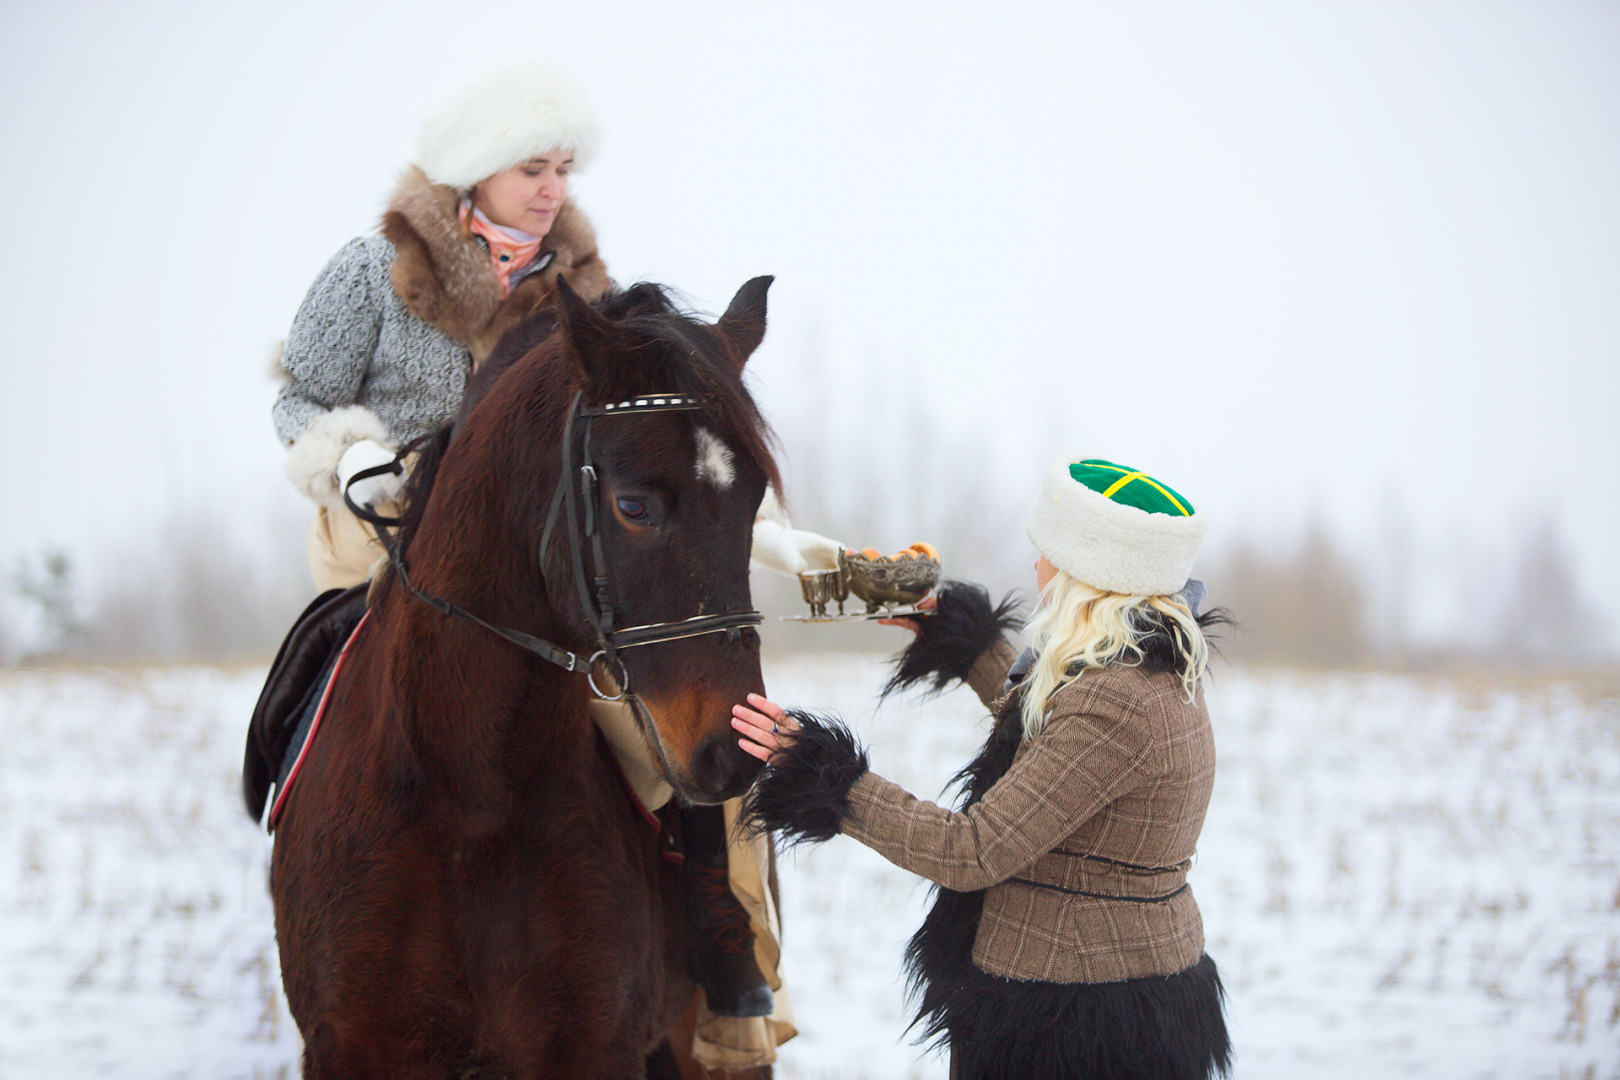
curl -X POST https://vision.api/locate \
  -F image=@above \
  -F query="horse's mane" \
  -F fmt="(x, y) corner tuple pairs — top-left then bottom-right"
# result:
(391, 282), (779, 559)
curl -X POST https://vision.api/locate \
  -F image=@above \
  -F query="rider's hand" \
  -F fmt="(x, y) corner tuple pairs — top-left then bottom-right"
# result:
(731, 693), (801, 764)
(877, 592), (938, 635)
(750, 521), (844, 576)
(338, 439), (404, 509)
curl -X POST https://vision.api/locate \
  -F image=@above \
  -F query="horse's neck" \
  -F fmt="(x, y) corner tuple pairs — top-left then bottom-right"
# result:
(380, 457), (618, 813)
(368, 580), (607, 815)
(394, 477), (577, 705)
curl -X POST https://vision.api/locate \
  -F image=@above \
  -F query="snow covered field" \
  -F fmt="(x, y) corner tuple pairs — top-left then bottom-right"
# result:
(1, 658), (1615, 1079)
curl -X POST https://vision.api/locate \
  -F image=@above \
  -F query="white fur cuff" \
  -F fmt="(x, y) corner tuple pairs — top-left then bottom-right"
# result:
(1026, 456), (1208, 597)
(756, 486), (791, 527)
(751, 520), (844, 578)
(285, 406), (393, 509)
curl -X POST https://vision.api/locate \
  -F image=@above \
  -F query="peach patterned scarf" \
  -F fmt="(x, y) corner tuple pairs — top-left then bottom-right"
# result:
(459, 200), (543, 296)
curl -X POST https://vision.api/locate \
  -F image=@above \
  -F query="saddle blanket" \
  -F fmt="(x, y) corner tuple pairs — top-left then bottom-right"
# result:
(267, 610), (371, 831)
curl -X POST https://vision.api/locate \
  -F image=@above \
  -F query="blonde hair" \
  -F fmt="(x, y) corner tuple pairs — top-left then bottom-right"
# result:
(1018, 570), (1210, 739)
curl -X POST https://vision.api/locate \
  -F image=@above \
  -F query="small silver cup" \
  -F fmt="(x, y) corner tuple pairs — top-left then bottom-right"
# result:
(798, 568), (847, 617)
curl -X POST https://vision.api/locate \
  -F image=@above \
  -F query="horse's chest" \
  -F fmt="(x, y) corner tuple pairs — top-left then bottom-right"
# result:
(450, 798), (684, 1059)
(465, 787), (676, 959)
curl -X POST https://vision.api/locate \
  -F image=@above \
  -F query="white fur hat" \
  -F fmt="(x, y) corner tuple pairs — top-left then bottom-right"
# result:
(1026, 457), (1208, 597)
(415, 65), (599, 192)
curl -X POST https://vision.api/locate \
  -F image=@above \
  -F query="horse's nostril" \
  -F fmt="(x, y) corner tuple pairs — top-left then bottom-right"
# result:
(690, 732), (762, 799)
(691, 736), (733, 791)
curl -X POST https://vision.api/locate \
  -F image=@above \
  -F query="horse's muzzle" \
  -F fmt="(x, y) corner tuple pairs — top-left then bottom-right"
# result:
(687, 731), (766, 804)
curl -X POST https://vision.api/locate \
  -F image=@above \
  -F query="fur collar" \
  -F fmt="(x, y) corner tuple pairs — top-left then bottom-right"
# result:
(380, 166), (610, 361)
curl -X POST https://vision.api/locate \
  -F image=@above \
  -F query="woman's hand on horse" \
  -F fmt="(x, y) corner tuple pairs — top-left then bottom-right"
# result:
(732, 694), (799, 763)
(877, 592), (938, 635)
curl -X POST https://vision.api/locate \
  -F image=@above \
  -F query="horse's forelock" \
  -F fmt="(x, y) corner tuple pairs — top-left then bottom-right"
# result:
(582, 286), (780, 497)
(664, 341), (780, 499)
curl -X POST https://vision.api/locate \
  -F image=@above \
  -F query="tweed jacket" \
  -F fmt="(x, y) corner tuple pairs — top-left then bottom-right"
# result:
(273, 166), (609, 507)
(840, 641), (1216, 984)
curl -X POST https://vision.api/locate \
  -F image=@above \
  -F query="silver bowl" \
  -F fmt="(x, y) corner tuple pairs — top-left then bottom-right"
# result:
(839, 549), (941, 613)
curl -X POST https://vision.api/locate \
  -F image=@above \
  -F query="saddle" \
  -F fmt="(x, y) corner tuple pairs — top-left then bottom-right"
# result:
(242, 584), (369, 827)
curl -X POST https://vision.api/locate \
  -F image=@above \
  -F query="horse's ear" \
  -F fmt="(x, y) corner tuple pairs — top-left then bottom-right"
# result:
(715, 275), (773, 369)
(554, 275), (615, 373)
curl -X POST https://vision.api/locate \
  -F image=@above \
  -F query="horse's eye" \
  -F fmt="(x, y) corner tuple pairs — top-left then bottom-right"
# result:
(616, 497), (648, 521)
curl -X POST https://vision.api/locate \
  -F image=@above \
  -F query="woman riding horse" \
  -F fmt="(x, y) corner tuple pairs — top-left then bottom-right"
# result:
(268, 65), (817, 1068)
(273, 65), (608, 588)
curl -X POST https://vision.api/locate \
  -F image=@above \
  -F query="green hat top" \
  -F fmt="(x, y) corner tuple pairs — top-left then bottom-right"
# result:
(1029, 455), (1207, 595)
(1068, 460), (1195, 518)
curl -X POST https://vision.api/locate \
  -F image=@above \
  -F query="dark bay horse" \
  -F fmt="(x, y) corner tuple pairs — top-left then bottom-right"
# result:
(271, 277), (780, 1078)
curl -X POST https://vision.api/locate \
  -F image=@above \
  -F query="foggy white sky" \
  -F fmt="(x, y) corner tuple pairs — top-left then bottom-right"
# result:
(1, 1), (1616, 640)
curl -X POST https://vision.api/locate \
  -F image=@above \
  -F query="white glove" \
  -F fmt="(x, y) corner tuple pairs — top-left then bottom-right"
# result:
(336, 439), (405, 509)
(751, 519), (845, 577)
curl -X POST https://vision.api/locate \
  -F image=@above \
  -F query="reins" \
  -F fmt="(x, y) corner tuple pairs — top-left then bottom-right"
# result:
(344, 389), (763, 701)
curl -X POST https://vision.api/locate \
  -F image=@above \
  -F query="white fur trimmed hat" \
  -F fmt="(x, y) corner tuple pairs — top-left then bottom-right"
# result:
(415, 65), (599, 192)
(1026, 457), (1208, 597)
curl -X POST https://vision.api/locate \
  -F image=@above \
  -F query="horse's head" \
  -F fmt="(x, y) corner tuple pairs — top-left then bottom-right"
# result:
(545, 278), (778, 803)
(451, 277), (777, 804)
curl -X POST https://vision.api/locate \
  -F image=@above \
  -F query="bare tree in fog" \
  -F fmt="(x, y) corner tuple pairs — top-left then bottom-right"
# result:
(1494, 518), (1607, 666)
(87, 502), (312, 663)
(1201, 522), (1371, 667)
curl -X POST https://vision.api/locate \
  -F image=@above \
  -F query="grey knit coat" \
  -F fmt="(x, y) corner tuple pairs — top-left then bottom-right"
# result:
(274, 166), (609, 509)
(272, 234), (471, 452)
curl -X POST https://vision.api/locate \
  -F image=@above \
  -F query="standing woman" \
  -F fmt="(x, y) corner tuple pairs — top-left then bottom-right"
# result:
(273, 66), (608, 591)
(734, 458), (1233, 1080)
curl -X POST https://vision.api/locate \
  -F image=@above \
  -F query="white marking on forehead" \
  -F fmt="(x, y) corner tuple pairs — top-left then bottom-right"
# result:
(694, 428), (736, 490)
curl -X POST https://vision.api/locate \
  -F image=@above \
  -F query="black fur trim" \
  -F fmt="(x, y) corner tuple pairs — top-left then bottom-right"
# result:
(883, 581), (1023, 698)
(904, 709), (1022, 1034)
(1195, 606), (1237, 662)
(1134, 606), (1236, 675)
(931, 955), (1232, 1080)
(740, 711), (868, 846)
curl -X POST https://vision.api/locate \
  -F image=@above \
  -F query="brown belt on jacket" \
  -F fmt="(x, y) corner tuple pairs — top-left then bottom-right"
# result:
(1012, 849), (1193, 904)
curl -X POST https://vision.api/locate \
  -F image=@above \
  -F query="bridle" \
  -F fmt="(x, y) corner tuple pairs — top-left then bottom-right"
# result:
(344, 389), (763, 702)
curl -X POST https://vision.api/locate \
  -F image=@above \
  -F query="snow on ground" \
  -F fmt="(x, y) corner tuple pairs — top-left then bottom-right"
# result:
(0, 659), (1615, 1079)
(0, 668), (298, 1079)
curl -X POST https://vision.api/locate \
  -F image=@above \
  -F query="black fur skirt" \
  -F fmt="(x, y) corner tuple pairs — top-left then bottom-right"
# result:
(909, 888), (1230, 1080)
(935, 954), (1230, 1080)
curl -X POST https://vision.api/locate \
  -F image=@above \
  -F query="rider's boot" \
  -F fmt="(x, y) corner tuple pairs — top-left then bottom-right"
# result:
(681, 803), (774, 1018)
